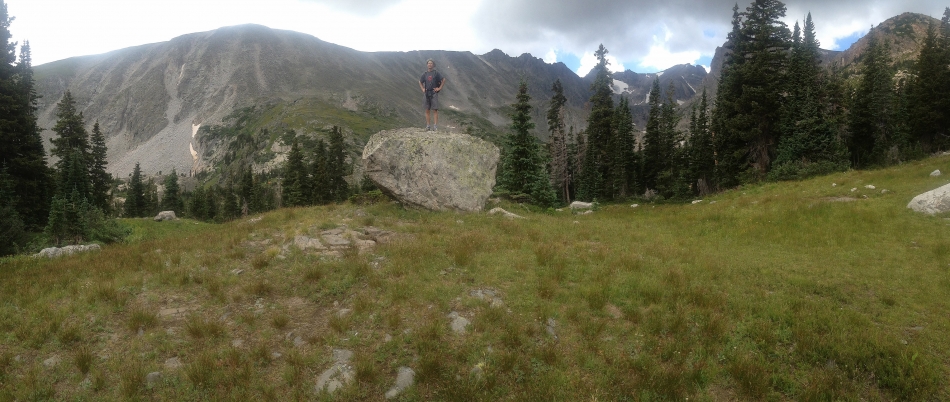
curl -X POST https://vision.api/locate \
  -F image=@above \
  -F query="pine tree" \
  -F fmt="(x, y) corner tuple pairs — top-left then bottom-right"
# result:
(848, 33), (894, 168)
(498, 79), (557, 206)
(0, 164), (25, 255)
(577, 44), (614, 201)
(612, 96), (636, 198)
(907, 22), (948, 153)
(326, 126), (349, 202)
(188, 186), (206, 221)
(222, 185), (239, 221)
(50, 91), (90, 176)
(143, 178), (159, 217)
(659, 82), (688, 199)
(204, 186), (218, 222)
(688, 89), (715, 195)
(240, 168), (253, 214)
(4, 38), (51, 229)
(89, 121), (111, 212)
(124, 162), (146, 218)
(642, 78), (665, 193)
(712, 0), (791, 185)
(310, 139), (330, 205)
(773, 13), (847, 179)
(547, 79), (571, 203)
(161, 168), (183, 214)
(282, 137), (309, 207)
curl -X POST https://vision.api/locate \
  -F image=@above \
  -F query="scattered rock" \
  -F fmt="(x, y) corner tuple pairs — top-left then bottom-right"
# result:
(710, 201), (717, 204)
(581, 210), (594, 215)
(361, 226), (396, 244)
(164, 357), (182, 370)
(384, 367), (416, 399)
(931, 169), (942, 177)
(362, 128), (500, 212)
(271, 352), (282, 359)
(832, 183), (837, 187)
(850, 188), (857, 192)
(321, 229), (352, 248)
(546, 318), (557, 339)
(158, 307), (189, 318)
(154, 211), (178, 221)
(882, 189), (890, 194)
(691, 200), (703, 204)
(231, 339), (244, 348)
(34, 244), (101, 259)
(384, 334), (393, 343)
(294, 336), (306, 348)
(630, 204), (639, 208)
(570, 201), (593, 210)
(315, 349), (355, 395)
(865, 185), (876, 190)
(448, 312), (470, 334)
(908, 183), (950, 215)
(42, 355), (61, 368)
(470, 288), (505, 308)
(146, 372), (162, 387)
(247, 217), (263, 224)
(337, 308), (352, 318)
(488, 207), (524, 219)
(294, 235), (326, 251)
(230, 268), (244, 275)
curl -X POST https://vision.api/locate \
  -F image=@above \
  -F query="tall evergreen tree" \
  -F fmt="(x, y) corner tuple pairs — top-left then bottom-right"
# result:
(642, 78), (664, 193)
(310, 139), (329, 205)
(282, 137), (309, 207)
(577, 44), (614, 201)
(4, 39), (51, 229)
(688, 89), (715, 195)
(848, 33), (894, 168)
(50, 91), (90, 175)
(89, 121), (111, 212)
(907, 22), (949, 153)
(547, 79), (571, 203)
(326, 126), (349, 202)
(240, 168), (253, 215)
(222, 185), (240, 221)
(611, 96), (636, 198)
(773, 13), (847, 179)
(712, 0), (791, 185)
(660, 82), (689, 198)
(161, 169), (183, 214)
(124, 162), (146, 218)
(498, 79), (557, 206)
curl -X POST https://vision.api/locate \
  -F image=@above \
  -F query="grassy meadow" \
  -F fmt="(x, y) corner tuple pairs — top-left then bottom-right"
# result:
(2, 155), (950, 401)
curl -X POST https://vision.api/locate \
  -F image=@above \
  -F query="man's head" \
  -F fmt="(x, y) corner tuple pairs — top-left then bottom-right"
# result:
(426, 59), (435, 71)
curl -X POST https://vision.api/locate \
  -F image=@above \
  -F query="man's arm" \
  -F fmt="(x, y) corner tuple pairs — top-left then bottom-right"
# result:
(419, 79), (426, 93)
(435, 78), (446, 93)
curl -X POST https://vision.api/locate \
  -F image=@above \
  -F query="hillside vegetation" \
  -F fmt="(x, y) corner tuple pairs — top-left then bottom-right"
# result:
(1, 154), (949, 400)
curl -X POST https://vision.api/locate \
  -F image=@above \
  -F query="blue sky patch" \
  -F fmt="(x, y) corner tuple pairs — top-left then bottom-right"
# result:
(558, 52), (581, 73)
(834, 31), (866, 50)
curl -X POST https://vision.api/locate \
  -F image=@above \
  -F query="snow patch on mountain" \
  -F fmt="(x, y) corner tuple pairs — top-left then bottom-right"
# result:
(611, 79), (629, 95)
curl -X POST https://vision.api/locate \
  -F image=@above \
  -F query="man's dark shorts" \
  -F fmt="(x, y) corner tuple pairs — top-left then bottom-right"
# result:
(424, 92), (439, 110)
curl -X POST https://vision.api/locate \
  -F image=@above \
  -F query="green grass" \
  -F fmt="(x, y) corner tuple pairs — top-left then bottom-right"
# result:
(2, 155), (950, 400)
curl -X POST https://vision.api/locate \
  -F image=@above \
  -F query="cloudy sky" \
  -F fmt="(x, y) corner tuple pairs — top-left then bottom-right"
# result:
(6, 0), (949, 75)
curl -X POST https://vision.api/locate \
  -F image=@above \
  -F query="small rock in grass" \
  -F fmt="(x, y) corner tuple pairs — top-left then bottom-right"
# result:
(691, 200), (703, 204)
(488, 207), (524, 219)
(43, 355), (60, 367)
(581, 210), (593, 215)
(164, 357), (182, 370)
(850, 188), (857, 192)
(832, 183), (837, 187)
(882, 189), (890, 194)
(384, 367), (415, 399)
(630, 204), (639, 208)
(865, 185), (876, 189)
(471, 363), (485, 380)
(448, 312), (470, 334)
(146, 372), (162, 387)
(931, 170), (942, 177)
(546, 318), (557, 339)
(232, 339), (244, 348)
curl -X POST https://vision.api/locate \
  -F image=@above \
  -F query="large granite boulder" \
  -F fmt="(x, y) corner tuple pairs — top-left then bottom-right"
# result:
(35, 244), (101, 259)
(362, 128), (500, 212)
(908, 183), (950, 215)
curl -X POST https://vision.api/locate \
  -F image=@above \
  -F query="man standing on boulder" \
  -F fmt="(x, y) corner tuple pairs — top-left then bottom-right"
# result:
(419, 59), (446, 131)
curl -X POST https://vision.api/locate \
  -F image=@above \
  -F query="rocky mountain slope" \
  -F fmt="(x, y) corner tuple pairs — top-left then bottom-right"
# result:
(33, 24), (704, 177)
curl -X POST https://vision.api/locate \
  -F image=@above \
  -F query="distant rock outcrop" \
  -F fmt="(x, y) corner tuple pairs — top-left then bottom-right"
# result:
(908, 183), (950, 215)
(35, 244), (102, 259)
(362, 128), (499, 212)
(154, 211), (178, 221)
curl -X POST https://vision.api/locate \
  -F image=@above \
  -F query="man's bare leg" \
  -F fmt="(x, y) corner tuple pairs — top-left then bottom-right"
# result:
(433, 110), (439, 131)
(425, 109), (431, 129)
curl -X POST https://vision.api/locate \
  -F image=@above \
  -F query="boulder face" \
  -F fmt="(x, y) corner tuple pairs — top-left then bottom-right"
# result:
(362, 128), (500, 212)
(907, 183), (950, 215)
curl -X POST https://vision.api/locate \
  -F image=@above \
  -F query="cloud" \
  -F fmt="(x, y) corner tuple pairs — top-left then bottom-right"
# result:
(301, 0), (404, 16)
